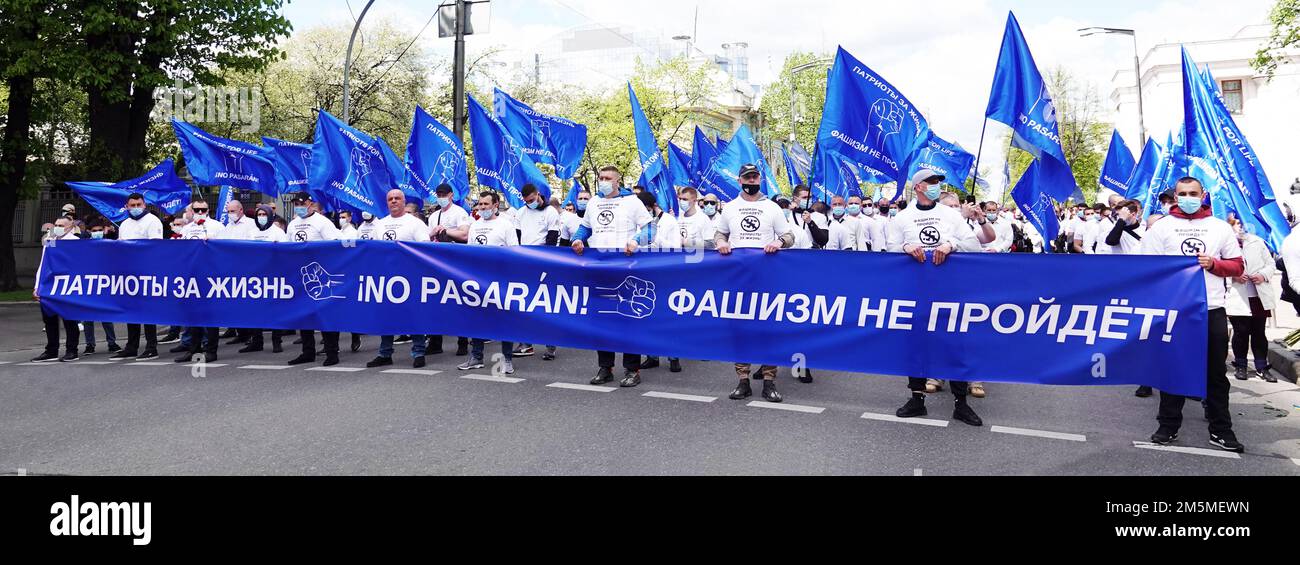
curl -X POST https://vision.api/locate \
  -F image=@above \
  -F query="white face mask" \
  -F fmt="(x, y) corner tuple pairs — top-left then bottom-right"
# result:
(678, 199), (692, 213)
(598, 181), (616, 196)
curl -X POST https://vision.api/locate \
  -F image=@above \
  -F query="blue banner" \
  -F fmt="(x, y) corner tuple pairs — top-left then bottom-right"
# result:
(467, 95), (552, 209)
(1099, 129), (1137, 196)
(493, 88), (587, 180)
(666, 141), (695, 190)
(35, 240), (1209, 396)
(691, 126), (720, 190)
(698, 125), (781, 201)
(1011, 159), (1062, 244)
(308, 110), (396, 218)
(171, 120), (280, 195)
(65, 159), (193, 223)
(815, 46), (929, 187)
(788, 140), (813, 182)
(809, 146), (863, 203)
(907, 131), (975, 190)
(406, 106), (470, 211)
(260, 137), (312, 201)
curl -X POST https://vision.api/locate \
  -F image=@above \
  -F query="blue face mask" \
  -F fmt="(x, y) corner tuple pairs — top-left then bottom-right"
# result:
(1177, 196), (1202, 214)
(257, 216), (269, 227)
(128, 207), (146, 219)
(527, 200), (540, 210)
(437, 197), (451, 208)
(924, 184), (942, 201)
(294, 206), (309, 218)
(889, 209), (898, 218)
(847, 205), (861, 216)
(832, 206), (846, 218)
(90, 231), (105, 240)
(480, 208), (496, 220)
(702, 204), (717, 216)
(576, 201), (588, 212)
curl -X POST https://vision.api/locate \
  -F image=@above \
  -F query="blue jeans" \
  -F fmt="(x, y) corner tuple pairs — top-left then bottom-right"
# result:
(83, 322), (118, 348)
(471, 339), (513, 362)
(379, 334), (427, 359)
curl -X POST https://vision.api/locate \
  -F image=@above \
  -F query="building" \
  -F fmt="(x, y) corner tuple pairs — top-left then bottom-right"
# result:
(1109, 25), (1300, 200)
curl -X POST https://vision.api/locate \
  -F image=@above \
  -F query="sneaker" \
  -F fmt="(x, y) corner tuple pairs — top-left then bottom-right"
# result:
(896, 396), (927, 418)
(925, 378), (943, 393)
(541, 352), (555, 361)
(135, 350), (159, 361)
(953, 401), (983, 426)
(458, 358), (485, 371)
(501, 360), (515, 375)
(1208, 432), (1244, 453)
(351, 334), (362, 352)
(107, 343), (122, 353)
(729, 379), (752, 400)
(394, 335), (412, 345)
(366, 356), (393, 368)
(513, 345), (535, 357)
(109, 350), (136, 360)
(31, 351), (59, 363)
(413, 356), (426, 369)
(1233, 366), (1250, 381)
(620, 370), (641, 388)
(322, 356), (340, 367)
(761, 380), (783, 403)
(590, 367), (614, 385)
(168, 344), (189, 353)
(287, 354), (315, 366)
(82, 346), (96, 356)
(1134, 386), (1153, 398)
(238, 343), (263, 353)
(1255, 369), (1277, 383)
(669, 359), (682, 373)
(1149, 427), (1179, 445)
(60, 352), (79, 362)
(158, 333), (181, 345)
(638, 357), (660, 370)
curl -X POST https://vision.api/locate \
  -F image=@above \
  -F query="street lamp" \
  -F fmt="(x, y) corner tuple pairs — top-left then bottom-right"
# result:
(672, 35), (692, 59)
(787, 59), (832, 144)
(341, 0), (377, 124)
(1080, 26), (1147, 146)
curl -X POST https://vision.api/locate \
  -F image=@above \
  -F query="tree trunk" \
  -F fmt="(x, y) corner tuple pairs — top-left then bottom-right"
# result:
(0, 73), (34, 291)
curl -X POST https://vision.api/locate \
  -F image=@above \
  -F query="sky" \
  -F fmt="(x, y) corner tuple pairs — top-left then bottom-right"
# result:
(282, 0), (1276, 165)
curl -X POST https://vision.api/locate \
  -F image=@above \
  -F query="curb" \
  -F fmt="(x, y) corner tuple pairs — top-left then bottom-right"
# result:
(1266, 341), (1300, 384)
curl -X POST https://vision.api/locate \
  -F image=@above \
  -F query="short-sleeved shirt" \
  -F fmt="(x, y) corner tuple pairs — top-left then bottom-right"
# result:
(1139, 212), (1241, 308)
(375, 213), (430, 242)
(118, 213), (163, 240)
(579, 192), (652, 249)
(716, 198), (790, 249)
(468, 217), (519, 247)
(512, 205), (560, 246)
(286, 213), (341, 242)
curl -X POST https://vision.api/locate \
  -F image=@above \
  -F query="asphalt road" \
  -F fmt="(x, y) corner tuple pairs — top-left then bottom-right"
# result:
(1, 305), (1297, 476)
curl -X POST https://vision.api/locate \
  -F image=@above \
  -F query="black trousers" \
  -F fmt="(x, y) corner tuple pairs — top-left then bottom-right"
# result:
(427, 336), (468, 351)
(41, 305), (79, 356)
(124, 323), (157, 354)
(908, 377), (969, 397)
(185, 327), (220, 357)
(300, 330), (339, 357)
(1159, 308), (1232, 434)
(598, 351), (641, 371)
(1229, 315), (1269, 370)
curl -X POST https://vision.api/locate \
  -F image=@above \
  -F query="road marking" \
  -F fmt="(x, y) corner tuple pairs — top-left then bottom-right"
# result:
(991, 425), (1086, 442)
(461, 373), (524, 384)
(129, 362), (171, 366)
(913, 468), (923, 477)
(1132, 441), (1241, 460)
(860, 411), (949, 427)
(1291, 458), (1299, 468)
(0, 361), (13, 365)
(184, 363), (228, 368)
(381, 369), (443, 376)
(17, 362), (51, 366)
(239, 365), (292, 371)
(747, 401), (825, 414)
(547, 382), (616, 393)
(73, 361), (115, 365)
(304, 366), (366, 373)
(643, 391), (716, 403)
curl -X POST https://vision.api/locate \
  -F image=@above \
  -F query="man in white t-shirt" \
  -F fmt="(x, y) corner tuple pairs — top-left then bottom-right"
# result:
(558, 191), (585, 248)
(285, 192), (344, 367)
(355, 211), (378, 240)
(572, 165), (653, 388)
(676, 186), (713, 251)
(825, 195), (857, 251)
(173, 198), (224, 363)
(179, 198), (224, 241)
(110, 193), (163, 361)
(510, 183), (562, 358)
(364, 189), (433, 369)
(1139, 177), (1245, 453)
(715, 164), (796, 403)
(699, 192), (723, 236)
(425, 183), (473, 356)
(457, 191), (520, 375)
(888, 169), (983, 427)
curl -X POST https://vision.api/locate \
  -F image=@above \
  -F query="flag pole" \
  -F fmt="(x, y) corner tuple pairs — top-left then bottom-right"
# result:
(970, 118), (990, 202)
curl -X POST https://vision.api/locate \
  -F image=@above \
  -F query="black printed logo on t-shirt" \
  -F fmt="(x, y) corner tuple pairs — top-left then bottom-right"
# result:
(294, 230), (308, 242)
(597, 210), (615, 226)
(475, 234), (488, 245)
(919, 226), (941, 246)
(1180, 237), (1206, 256)
(741, 215), (761, 233)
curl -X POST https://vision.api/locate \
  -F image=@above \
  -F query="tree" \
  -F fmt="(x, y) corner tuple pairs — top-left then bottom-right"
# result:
(1004, 66), (1109, 204)
(1253, 0), (1299, 80)
(757, 52), (831, 153)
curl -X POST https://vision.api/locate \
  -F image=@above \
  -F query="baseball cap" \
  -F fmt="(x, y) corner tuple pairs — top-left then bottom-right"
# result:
(290, 192), (313, 203)
(738, 164), (760, 177)
(61, 203), (76, 214)
(909, 169), (945, 187)
(435, 184), (454, 195)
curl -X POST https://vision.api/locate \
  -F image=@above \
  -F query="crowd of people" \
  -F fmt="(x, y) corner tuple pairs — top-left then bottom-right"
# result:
(35, 163), (1300, 454)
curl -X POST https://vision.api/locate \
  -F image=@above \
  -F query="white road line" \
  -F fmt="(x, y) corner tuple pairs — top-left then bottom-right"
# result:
(642, 391), (716, 403)
(239, 365), (292, 371)
(1132, 441), (1241, 460)
(747, 401), (825, 414)
(16, 362), (50, 366)
(1291, 458), (1299, 468)
(304, 366), (366, 373)
(913, 468), (923, 477)
(547, 382), (616, 393)
(381, 369), (443, 376)
(129, 362), (171, 367)
(860, 411), (949, 427)
(991, 425), (1087, 442)
(0, 361), (13, 365)
(461, 373), (524, 384)
(184, 363), (228, 368)
(73, 361), (115, 365)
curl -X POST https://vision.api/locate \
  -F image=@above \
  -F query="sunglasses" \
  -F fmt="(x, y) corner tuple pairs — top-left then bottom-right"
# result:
(193, 208), (208, 213)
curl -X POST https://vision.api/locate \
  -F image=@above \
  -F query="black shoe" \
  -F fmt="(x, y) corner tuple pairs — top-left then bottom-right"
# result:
(225, 338), (248, 346)
(169, 344), (189, 353)
(729, 379), (753, 400)
(761, 380), (783, 403)
(1135, 385), (1153, 398)
(1208, 432), (1244, 453)
(1233, 366), (1250, 380)
(136, 350), (158, 361)
(107, 343), (122, 353)
(620, 370), (641, 388)
(896, 396), (927, 418)
(590, 367), (614, 385)
(541, 352), (555, 361)
(366, 356), (393, 368)
(174, 351), (196, 363)
(639, 357), (660, 370)
(1150, 427), (1179, 445)
(953, 401), (983, 426)
(323, 355), (340, 367)
(1255, 369), (1277, 383)
(393, 335), (412, 345)
(110, 350), (137, 360)
(455, 345), (468, 356)
(795, 368), (813, 384)
(292, 337), (303, 345)
(238, 343), (263, 353)
(60, 352), (79, 362)
(82, 346), (96, 356)
(31, 351), (59, 363)
(220, 328), (237, 339)
(413, 356), (426, 369)
(288, 354), (315, 366)
(351, 334), (362, 352)
(428, 346), (444, 356)
(158, 333), (180, 344)
(272, 343), (284, 354)
(669, 359), (682, 373)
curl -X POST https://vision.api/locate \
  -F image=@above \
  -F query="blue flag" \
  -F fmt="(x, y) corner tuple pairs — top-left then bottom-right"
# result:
(628, 83), (676, 213)
(406, 105), (470, 210)
(691, 126), (720, 189)
(788, 141), (813, 182)
(467, 94), (551, 208)
(563, 178), (586, 209)
(374, 135), (425, 208)
(65, 159), (193, 223)
(782, 143), (804, 188)
(985, 12), (1077, 201)
(308, 109), (396, 218)
(666, 141), (695, 189)
(1099, 130), (1137, 196)
(260, 137), (312, 201)
(1125, 137), (1169, 217)
(907, 131), (976, 190)
(715, 135), (729, 154)
(815, 46), (930, 187)
(698, 125), (781, 202)
(1011, 160), (1061, 245)
(493, 88), (587, 180)
(809, 146), (867, 203)
(215, 186), (233, 224)
(172, 120), (280, 195)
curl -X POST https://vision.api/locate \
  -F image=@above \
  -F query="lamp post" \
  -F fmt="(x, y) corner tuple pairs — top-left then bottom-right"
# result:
(1080, 26), (1147, 146)
(787, 59), (832, 144)
(341, 0), (377, 124)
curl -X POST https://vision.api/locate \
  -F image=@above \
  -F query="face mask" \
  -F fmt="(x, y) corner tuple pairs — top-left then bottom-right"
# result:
(741, 183), (762, 196)
(923, 184), (942, 201)
(437, 197), (451, 208)
(986, 212), (998, 222)
(847, 205), (862, 216)
(526, 200), (540, 210)
(194, 210), (208, 218)
(128, 207), (146, 219)
(294, 206), (309, 218)
(889, 209), (898, 218)
(702, 204), (717, 216)
(576, 201), (588, 212)
(784, 209), (793, 220)
(361, 212), (374, 222)
(1089, 215), (1100, 222)
(225, 213), (238, 225)
(51, 227), (66, 237)
(863, 206), (876, 216)
(91, 231), (104, 240)
(1077, 212), (1086, 220)
(340, 219), (351, 228)
(793, 198), (804, 210)
(1160, 204), (1172, 215)
(1177, 196), (1202, 214)
(480, 208), (496, 220)
(257, 216), (269, 227)
(678, 200), (692, 213)
(598, 181), (615, 196)
(832, 206), (846, 218)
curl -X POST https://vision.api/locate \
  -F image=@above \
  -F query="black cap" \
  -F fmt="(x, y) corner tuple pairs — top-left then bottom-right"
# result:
(435, 183), (454, 195)
(738, 164), (760, 177)
(290, 191), (312, 203)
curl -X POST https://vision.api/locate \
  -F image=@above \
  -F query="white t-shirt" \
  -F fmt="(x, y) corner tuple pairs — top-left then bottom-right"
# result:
(677, 209), (714, 249)
(356, 219), (378, 240)
(248, 224), (287, 243)
(468, 217), (519, 247)
(430, 204), (472, 231)
(826, 218), (855, 251)
(1139, 212), (1242, 309)
(579, 192), (652, 249)
(837, 214), (862, 250)
(559, 211), (583, 242)
(982, 218), (1014, 253)
(180, 217), (224, 240)
(216, 216), (259, 241)
(375, 213), (430, 242)
(716, 198), (791, 249)
(652, 213), (682, 250)
(885, 200), (980, 252)
(512, 205), (560, 246)
(339, 224), (358, 239)
(118, 213), (163, 240)
(286, 213), (341, 242)
(1074, 218), (1101, 253)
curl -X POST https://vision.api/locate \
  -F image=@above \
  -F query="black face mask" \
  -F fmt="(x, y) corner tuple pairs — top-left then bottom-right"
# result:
(741, 183), (761, 196)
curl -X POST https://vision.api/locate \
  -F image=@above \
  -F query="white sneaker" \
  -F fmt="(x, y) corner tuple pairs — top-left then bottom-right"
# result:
(501, 361), (515, 375)
(457, 359), (485, 371)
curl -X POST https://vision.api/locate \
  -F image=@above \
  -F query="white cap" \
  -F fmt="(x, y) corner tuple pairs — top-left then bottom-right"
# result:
(909, 169), (945, 187)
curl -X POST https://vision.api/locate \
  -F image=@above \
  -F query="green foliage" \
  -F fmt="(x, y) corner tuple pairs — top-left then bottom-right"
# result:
(1002, 66), (1109, 205)
(1253, 0), (1299, 80)
(757, 51), (832, 152)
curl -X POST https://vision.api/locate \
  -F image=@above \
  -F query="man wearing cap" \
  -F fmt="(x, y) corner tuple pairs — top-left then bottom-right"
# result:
(715, 163), (796, 402)
(285, 192), (344, 367)
(110, 193), (163, 361)
(426, 183), (472, 356)
(887, 169), (984, 426)
(510, 183), (561, 358)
